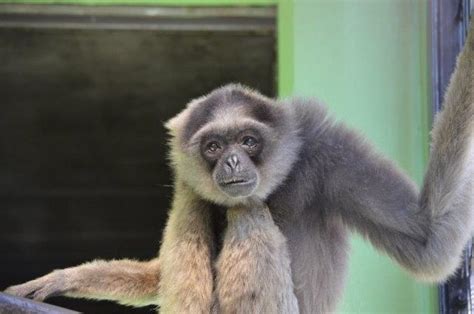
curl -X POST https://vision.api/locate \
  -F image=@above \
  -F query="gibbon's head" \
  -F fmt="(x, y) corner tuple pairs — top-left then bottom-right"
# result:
(165, 84), (301, 206)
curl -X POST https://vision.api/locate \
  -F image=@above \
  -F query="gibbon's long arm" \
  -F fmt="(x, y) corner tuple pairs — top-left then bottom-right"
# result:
(157, 181), (214, 313)
(4, 258), (160, 307)
(5, 182), (215, 313)
(327, 20), (474, 281)
(215, 202), (299, 313)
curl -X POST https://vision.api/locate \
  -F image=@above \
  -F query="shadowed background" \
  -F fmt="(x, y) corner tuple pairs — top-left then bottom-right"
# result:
(0, 25), (275, 313)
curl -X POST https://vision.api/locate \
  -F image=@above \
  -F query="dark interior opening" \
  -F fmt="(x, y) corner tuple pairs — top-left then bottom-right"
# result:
(0, 4), (276, 313)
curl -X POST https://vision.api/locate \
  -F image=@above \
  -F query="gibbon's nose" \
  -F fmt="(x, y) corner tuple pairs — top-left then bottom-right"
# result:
(225, 154), (240, 172)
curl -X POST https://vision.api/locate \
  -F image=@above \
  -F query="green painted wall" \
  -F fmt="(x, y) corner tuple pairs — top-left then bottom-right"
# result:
(290, 1), (435, 313)
(1, 0), (436, 312)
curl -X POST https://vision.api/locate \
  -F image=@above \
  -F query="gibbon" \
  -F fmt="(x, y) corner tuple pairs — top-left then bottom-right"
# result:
(5, 20), (474, 314)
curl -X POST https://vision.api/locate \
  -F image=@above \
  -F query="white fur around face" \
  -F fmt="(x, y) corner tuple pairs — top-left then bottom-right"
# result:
(165, 91), (302, 207)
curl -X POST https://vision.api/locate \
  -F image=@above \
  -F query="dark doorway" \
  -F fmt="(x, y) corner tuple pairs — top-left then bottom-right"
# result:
(0, 4), (276, 313)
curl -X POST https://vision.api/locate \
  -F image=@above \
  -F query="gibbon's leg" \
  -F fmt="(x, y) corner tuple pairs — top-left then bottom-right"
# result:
(4, 258), (160, 307)
(157, 181), (214, 314)
(215, 201), (299, 314)
(325, 19), (474, 281)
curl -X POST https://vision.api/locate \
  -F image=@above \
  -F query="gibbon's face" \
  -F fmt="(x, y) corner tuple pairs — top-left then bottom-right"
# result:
(166, 85), (300, 206)
(198, 119), (265, 198)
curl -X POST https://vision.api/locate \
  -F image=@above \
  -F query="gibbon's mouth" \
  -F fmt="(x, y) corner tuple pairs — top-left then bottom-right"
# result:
(217, 177), (258, 198)
(222, 178), (256, 186)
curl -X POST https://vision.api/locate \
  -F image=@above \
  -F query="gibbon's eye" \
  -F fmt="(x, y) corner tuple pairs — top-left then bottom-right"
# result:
(206, 141), (221, 154)
(242, 136), (258, 148)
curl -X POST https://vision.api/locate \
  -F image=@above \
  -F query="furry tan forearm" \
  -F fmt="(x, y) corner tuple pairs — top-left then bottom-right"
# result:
(157, 182), (214, 313)
(215, 202), (299, 314)
(5, 259), (160, 307)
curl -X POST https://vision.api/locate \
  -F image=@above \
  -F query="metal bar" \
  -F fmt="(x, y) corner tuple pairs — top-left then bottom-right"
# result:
(430, 0), (464, 117)
(0, 292), (80, 314)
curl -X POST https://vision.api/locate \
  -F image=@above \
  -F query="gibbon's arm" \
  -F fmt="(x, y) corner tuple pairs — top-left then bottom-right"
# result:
(215, 201), (299, 313)
(4, 181), (216, 313)
(4, 258), (160, 307)
(326, 20), (473, 282)
(157, 181), (214, 314)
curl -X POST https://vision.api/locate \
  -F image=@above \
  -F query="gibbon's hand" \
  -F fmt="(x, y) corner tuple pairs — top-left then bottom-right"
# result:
(5, 269), (69, 301)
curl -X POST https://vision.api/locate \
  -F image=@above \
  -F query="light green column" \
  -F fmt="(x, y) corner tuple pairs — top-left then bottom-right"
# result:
(289, 0), (435, 313)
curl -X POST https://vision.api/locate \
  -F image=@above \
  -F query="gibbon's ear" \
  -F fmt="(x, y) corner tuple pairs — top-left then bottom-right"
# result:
(164, 96), (207, 135)
(164, 109), (188, 133)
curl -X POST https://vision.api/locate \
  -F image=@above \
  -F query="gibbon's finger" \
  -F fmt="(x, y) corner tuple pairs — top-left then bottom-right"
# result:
(32, 282), (66, 302)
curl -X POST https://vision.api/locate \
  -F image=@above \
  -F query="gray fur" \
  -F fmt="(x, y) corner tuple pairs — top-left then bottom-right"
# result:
(161, 19), (474, 312)
(5, 20), (474, 314)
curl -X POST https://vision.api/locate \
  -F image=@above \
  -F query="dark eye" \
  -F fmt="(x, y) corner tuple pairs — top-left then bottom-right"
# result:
(242, 136), (258, 148)
(206, 141), (221, 153)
